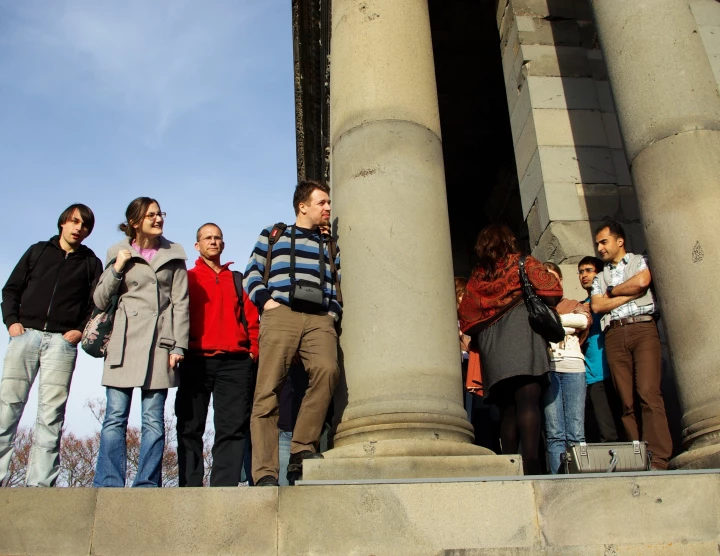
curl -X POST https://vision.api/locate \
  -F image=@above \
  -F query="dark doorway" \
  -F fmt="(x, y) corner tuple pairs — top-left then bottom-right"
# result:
(429, 0), (526, 277)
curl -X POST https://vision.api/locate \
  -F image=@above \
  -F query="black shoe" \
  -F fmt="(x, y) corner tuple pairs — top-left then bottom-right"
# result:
(255, 475), (279, 487)
(287, 451), (324, 485)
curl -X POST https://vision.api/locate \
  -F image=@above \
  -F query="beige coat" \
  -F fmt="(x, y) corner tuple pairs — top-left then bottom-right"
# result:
(94, 237), (189, 390)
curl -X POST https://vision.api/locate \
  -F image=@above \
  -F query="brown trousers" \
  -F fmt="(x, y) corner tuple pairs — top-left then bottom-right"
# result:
(250, 304), (339, 482)
(604, 321), (673, 468)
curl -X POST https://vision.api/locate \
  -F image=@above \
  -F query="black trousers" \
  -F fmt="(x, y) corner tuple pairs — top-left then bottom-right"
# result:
(176, 353), (254, 487)
(585, 379), (622, 443)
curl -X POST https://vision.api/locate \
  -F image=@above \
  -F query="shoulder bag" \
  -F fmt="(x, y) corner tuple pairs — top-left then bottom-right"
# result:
(81, 259), (119, 359)
(518, 255), (565, 343)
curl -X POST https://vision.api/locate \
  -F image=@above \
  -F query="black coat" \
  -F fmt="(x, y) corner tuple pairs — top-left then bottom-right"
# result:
(1, 236), (102, 334)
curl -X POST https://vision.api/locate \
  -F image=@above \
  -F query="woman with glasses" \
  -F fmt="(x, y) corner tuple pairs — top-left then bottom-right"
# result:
(93, 197), (189, 487)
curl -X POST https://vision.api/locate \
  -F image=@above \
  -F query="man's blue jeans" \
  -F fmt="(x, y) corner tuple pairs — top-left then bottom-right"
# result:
(0, 329), (77, 487)
(543, 371), (586, 474)
(93, 387), (167, 487)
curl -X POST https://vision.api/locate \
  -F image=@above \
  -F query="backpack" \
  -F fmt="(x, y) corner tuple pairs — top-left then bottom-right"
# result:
(232, 270), (250, 336)
(262, 222), (342, 305)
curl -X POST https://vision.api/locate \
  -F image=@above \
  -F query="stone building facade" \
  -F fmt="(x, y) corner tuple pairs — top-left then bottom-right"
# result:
(293, 0), (720, 474)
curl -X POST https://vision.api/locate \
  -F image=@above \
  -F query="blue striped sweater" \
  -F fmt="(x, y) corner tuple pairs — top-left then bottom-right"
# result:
(243, 224), (342, 316)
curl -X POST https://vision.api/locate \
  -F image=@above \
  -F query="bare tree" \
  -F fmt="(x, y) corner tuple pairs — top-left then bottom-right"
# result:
(4, 398), (214, 487)
(2, 427), (32, 487)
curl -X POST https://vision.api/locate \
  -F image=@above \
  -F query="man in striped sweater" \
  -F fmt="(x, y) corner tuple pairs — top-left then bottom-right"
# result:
(243, 180), (341, 486)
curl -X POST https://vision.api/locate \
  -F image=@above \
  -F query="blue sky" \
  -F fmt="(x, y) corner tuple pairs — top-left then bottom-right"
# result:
(0, 0), (299, 435)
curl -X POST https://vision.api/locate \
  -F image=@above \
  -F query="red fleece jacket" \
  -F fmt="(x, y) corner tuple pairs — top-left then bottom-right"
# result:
(188, 258), (259, 360)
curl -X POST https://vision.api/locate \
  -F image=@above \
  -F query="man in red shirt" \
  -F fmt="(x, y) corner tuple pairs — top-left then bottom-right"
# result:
(176, 223), (259, 486)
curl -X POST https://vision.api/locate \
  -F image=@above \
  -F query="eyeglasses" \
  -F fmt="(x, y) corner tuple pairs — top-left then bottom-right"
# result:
(577, 268), (596, 275)
(145, 212), (166, 220)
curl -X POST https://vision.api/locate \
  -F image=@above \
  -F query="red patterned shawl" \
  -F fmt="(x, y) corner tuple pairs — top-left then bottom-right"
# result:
(458, 253), (563, 334)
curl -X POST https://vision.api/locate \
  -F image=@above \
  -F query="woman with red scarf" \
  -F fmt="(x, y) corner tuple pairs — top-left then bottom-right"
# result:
(459, 225), (562, 475)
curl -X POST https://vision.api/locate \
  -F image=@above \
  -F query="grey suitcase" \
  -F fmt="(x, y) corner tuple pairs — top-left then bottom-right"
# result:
(562, 441), (651, 473)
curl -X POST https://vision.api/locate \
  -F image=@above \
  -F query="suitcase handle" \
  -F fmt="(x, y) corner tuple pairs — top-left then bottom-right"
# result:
(607, 449), (618, 473)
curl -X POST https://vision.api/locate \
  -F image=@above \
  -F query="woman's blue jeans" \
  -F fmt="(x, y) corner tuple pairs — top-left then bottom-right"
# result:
(543, 371), (586, 474)
(93, 387), (168, 487)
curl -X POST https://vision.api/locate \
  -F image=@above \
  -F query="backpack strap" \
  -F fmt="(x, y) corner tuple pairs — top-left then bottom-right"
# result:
(263, 222), (287, 286)
(232, 270), (249, 336)
(326, 236), (343, 305)
(23, 241), (49, 288)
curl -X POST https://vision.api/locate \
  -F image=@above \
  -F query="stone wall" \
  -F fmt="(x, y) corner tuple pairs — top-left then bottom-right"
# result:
(496, 0), (643, 289)
(2, 472), (720, 555)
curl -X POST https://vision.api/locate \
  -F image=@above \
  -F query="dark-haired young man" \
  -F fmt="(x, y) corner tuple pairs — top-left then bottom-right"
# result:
(578, 256), (621, 443)
(590, 221), (672, 469)
(0, 204), (102, 486)
(176, 223), (259, 487)
(243, 180), (341, 486)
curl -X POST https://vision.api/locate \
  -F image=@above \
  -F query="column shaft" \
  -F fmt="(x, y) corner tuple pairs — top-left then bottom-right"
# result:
(327, 0), (486, 458)
(591, 0), (720, 468)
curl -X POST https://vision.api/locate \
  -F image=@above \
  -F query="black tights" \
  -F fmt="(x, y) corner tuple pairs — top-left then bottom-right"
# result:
(494, 376), (544, 475)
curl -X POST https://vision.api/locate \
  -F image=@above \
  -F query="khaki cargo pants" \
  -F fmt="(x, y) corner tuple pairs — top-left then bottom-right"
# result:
(250, 304), (339, 482)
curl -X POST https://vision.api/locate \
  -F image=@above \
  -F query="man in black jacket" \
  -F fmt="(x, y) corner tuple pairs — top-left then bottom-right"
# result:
(0, 204), (102, 486)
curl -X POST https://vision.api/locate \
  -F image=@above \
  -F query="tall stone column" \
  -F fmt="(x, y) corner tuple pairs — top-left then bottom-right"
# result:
(304, 0), (519, 480)
(591, 0), (720, 469)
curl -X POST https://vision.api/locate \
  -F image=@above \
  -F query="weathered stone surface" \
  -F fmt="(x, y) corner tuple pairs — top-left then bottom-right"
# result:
(538, 146), (615, 184)
(278, 482), (540, 555)
(601, 112), (622, 149)
(576, 183), (620, 221)
(532, 220), (595, 263)
(527, 76), (598, 110)
(594, 80), (615, 113)
(519, 149), (543, 217)
(586, 48), (608, 80)
(515, 116), (538, 180)
(536, 474), (720, 547)
(92, 488), (277, 556)
(520, 45), (591, 78)
(303, 455), (522, 481)
(592, 0), (720, 162)
(538, 182), (585, 231)
(533, 109), (607, 147)
(512, 0), (576, 19)
(0, 489), (96, 556)
(630, 130), (720, 468)
(691, 0), (720, 27)
(510, 81), (532, 143)
(610, 148), (632, 186)
(519, 19), (581, 47)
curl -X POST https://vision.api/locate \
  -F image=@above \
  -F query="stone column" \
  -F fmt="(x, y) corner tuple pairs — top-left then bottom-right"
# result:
(591, 0), (720, 469)
(304, 0), (519, 480)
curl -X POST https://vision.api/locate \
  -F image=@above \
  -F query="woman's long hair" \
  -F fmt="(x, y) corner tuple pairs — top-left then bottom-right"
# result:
(473, 224), (520, 281)
(119, 197), (160, 240)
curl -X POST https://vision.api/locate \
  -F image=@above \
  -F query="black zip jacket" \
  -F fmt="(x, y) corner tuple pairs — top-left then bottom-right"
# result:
(1, 237), (102, 334)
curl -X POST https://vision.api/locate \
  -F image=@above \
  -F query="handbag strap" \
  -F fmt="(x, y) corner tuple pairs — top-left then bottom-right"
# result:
(518, 254), (537, 300)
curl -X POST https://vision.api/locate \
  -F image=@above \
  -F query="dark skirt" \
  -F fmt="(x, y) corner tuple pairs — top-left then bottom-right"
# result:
(475, 301), (550, 403)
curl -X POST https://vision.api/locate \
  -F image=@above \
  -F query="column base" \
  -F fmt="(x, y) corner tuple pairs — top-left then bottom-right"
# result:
(670, 444), (720, 471)
(303, 439), (522, 480)
(303, 454), (523, 481)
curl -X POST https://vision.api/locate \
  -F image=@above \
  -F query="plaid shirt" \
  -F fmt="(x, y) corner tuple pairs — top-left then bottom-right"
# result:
(591, 254), (656, 321)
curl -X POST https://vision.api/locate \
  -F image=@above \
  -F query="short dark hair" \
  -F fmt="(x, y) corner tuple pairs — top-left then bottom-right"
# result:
(293, 180), (331, 215)
(594, 220), (626, 241)
(119, 197), (160, 240)
(58, 204), (95, 235)
(578, 256), (603, 273)
(196, 222), (223, 242)
(543, 261), (562, 279)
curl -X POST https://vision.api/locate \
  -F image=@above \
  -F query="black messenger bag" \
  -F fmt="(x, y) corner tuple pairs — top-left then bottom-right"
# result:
(562, 441), (651, 473)
(288, 225), (326, 313)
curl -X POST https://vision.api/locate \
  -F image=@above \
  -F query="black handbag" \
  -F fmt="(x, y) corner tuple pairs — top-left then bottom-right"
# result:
(518, 255), (565, 343)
